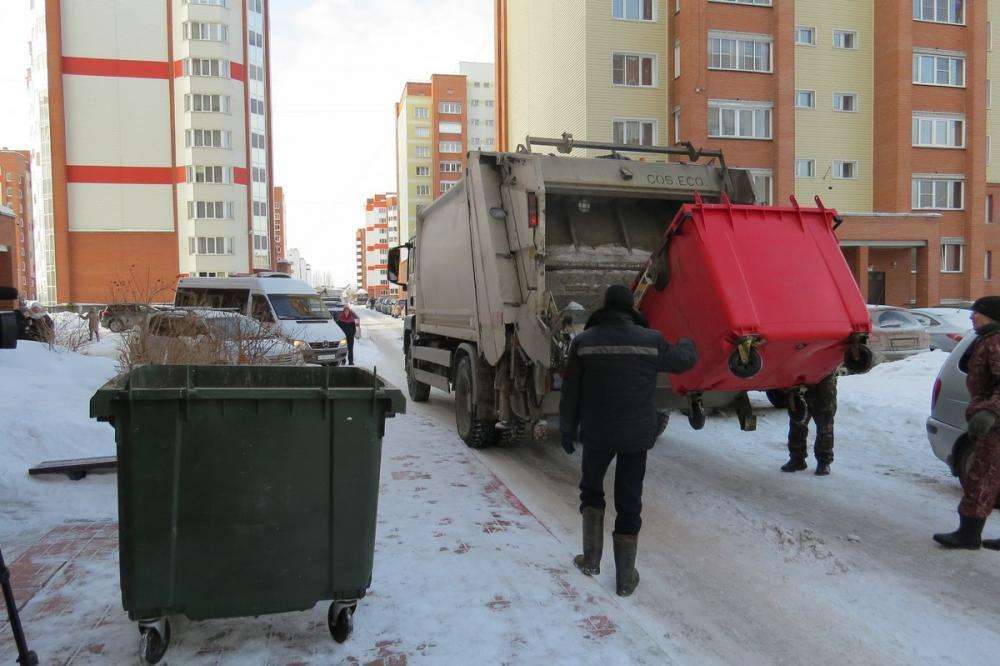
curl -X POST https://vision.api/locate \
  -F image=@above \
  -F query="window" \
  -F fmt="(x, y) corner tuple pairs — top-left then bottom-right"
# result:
(439, 141), (462, 153)
(613, 53), (656, 87)
(795, 158), (815, 178)
(185, 94), (231, 113)
(185, 129), (231, 149)
(187, 201), (235, 220)
(987, 250), (994, 280)
(613, 0), (654, 21)
(833, 161), (858, 179)
(415, 146), (431, 158)
(989, 79), (993, 109)
(413, 107), (429, 120)
(185, 0), (227, 6)
(250, 98), (266, 115)
(750, 170), (772, 205)
(485, 119), (495, 127)
(248, 30), (264, 48)
(249, 0), (262, 12)
(185, 22), (228, 42)
(795, 27), (816, 45)
(440, 161), (462, 173)
(712, 0), (772, 5)
(833, 93), (858, 112)
(674, 40), (680, 79)
(185, 58), (230, 78)
(253, 200), (269, 216)
(708, 100), (772, 139)
(252, 167), (267, 183)
(439, 121), (463, 134)
(185, 165), (232, 184)
(708, 33), (772, 73)
(414, 127), (430, 138)
(439, 102), (462, 114)
(247, 64), (265, 82)
(833, 30), (858, 49)
(251, 132), (266, 149)
(441, 181), (457, 193)
(941, 241), (963, 273)
(673, 108), (681, 142)
(416, 185), (430, 196)
(470, 99), (480, 107)
(415, 166), (430, 176)
(913, 0), (964, 25)
(911, 114), (964, 148)
(988, 194), (995, 224)
(912, 176), (964, 209)
(913, 52), (965, 87)
(612, 118), (656, 146)
(189, 236), (232, 255)
(795, 90), (815, 108)
(485, 100), (494, 108)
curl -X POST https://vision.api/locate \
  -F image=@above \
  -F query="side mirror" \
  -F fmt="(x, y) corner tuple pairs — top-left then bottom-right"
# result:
(388, 244), (411, 285)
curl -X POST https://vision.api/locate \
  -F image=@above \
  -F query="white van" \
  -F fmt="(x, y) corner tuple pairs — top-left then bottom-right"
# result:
(174, 273), (349, 366)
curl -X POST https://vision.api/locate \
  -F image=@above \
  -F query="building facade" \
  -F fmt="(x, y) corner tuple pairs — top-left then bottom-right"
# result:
(28, 0), (276, 305)
(285, 247), (311, 284)
(395, 64), (496, 243)
(496, 0), (1000, 307)
(272, 185), (285, 264)
(355, 193), (399, 297)
(0, 149), (36, 299)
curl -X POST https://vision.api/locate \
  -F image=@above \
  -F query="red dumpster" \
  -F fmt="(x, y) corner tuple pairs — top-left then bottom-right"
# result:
(636, 196), (871, 396)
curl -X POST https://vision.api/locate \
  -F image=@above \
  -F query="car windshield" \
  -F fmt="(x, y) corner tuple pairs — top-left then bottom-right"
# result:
(878, 310), (920, 329)
(268, 294), (332, 321)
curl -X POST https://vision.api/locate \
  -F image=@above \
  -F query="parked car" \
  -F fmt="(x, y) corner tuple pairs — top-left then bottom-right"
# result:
(144, 309), (305, 366)
(927, 333), (975, 480)
(909, 308), (973, 352)
(101, 303), (157, 332)
(867, 305), (931, 363)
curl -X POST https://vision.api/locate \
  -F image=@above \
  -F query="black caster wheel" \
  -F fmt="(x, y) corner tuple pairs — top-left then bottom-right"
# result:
(329, 603), (355, 644)
(139, 619), (171, 664)
(728, 346), (763, 379)
(844, 344), (874, 375)
(687, 405), (706, 430)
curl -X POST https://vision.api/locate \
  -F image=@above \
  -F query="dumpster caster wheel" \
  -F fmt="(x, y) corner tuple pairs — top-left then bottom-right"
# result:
(687, 397), (706, 430)
(728, 346), (763, 379)
(138, 619), (170, 664)
(329, 602), (356, 644)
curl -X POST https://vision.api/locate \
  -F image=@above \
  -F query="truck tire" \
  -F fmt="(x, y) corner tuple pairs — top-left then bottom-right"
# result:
(500, 419), (532, 447)
(405, 344), (431, 403)
(454, 355), (497, 449)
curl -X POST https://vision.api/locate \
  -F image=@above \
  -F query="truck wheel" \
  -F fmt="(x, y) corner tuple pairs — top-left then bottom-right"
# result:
(454, 355), (496, 449)
(405, 346), (431, 402)
(500, 419), (532, 447)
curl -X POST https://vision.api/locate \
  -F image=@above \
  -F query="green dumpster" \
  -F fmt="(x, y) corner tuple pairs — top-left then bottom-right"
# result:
(90, 365), (405, 663)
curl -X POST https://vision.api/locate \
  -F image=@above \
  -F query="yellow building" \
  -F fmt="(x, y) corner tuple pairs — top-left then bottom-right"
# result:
(396, 83), (434, 244)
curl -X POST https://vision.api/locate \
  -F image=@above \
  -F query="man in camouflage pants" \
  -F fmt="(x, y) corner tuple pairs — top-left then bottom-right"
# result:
(780, 374), (837, 476)
(934, 296), (1000, 550)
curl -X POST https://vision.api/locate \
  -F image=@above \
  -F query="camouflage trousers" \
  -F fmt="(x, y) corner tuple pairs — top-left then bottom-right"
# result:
(788, 374), (838, 464)
(959, 430), (1000, 520)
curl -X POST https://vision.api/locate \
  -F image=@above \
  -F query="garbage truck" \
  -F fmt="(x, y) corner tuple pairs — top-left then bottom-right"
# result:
(387, 135), (870, 448)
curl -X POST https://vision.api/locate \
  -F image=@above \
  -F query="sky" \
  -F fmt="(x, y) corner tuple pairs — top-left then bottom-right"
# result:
(0, 0), (495, 286)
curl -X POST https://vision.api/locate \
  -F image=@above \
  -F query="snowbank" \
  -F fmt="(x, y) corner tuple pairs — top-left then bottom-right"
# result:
(0, 341), (119, 552)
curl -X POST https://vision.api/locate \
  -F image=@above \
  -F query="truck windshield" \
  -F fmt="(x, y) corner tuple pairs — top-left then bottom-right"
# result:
(268, 294), (332, 321)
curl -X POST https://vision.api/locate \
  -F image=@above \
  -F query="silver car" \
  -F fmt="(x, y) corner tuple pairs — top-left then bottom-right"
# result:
(909, 308), (973, 352)
(867, 305), (931, 363)
(927, 333), (974, 479)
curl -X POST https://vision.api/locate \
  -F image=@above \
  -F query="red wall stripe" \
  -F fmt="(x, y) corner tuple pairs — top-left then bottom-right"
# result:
(66, 165), (176, 185)
(234, 167), (249, 185)
(63, 57), (171, 79)
(175, 166), (187, 184)
(230, 62), (246, 82)
(173, 60), (184, 78)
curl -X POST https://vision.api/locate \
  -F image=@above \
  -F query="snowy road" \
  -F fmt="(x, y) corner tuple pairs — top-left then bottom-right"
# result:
(355, 308), (1000, 664)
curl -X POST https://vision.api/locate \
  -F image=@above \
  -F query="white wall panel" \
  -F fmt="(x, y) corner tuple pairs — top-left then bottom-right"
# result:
(64, 77), (171, 166)
(68, 184), (174, 232)
(62, 0), (168, 61)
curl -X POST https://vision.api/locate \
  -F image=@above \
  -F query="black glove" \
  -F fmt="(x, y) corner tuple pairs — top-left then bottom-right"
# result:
(561, 434), (576, 455)
(968, 411), (998, 438)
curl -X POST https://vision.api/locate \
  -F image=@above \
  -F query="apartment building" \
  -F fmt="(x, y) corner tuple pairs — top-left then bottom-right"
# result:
(395, 64), (496, 243)
(355, 193), (399, 297)
(495, 0), (999, 307)
(286, 247), (311, 284)
(0, 149), (36, 299)
(272, 185), (286, 264)
(28, 0), (276, 305)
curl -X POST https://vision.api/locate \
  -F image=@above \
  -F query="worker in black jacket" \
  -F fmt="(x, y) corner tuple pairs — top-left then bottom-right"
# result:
(560, 285), (697, 596)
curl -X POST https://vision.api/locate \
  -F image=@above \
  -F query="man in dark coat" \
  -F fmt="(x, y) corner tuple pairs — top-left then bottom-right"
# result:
(560, 285), (697, 596)
(934, 296), (1000, 550)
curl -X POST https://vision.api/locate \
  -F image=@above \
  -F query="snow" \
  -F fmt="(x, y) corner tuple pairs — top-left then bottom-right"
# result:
(3, 310), (1000, 664)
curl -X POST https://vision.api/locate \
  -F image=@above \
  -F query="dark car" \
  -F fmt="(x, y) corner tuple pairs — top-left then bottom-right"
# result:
(101, 303), (157, 332)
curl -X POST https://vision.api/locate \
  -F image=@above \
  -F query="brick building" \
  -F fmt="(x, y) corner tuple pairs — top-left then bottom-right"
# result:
(29, 0), (278, 305)
(495, 0), (1000, 307)
(355, 194), (399, 298)
(0, 149), (36, 299)
(395, 63), (496, 243)
(0, 205), (16, 293)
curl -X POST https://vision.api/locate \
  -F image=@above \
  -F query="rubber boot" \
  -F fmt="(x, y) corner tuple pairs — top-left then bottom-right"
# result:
(573, 507), (604, 576)
(612, 533), (640, 597)
(781, 458), (807, 473)
(933, 514), (986, 550)
(815, 461), (831, 476)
